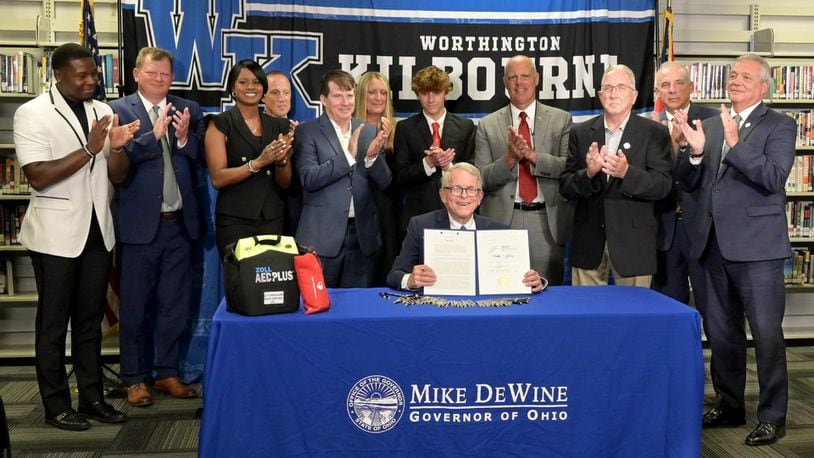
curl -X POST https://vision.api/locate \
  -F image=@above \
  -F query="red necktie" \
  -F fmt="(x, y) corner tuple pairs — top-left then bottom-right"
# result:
(432, 122), (441, 147)
(518, 112), (536, 203)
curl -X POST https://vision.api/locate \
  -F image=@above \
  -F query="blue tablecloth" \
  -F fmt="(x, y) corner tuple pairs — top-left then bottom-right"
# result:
(201, 286), (704, 457)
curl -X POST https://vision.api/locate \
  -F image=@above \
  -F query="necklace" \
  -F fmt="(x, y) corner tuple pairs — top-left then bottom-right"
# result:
(245, 117), (261, 135)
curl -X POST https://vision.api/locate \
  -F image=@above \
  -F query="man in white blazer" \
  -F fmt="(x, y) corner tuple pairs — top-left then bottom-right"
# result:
(13, 43), (139, 431)
(475, 55), (573, 284)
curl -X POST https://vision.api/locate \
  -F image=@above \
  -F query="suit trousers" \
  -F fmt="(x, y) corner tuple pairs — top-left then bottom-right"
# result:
(119, 217), (192, 386)
(653, 215), (708, 307)
(510, 207), (564, 285)
(700, 230), (788, 424)
(320, 220), (373, 288)
(30, 211), (111, 416)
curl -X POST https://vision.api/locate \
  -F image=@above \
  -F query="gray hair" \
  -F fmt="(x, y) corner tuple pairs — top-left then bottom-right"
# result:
(601, 64), (637, 88)
(735, 54), (772, 84)
(655, 61), (690, 86)
(441, 162), (482, 188)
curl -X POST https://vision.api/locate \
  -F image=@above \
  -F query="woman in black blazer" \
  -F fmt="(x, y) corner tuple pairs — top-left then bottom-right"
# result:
(205, 59), (294, 257)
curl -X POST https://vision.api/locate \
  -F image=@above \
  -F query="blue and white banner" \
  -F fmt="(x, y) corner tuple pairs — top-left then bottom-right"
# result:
(120, 0), (655, 381)
(122, 0), (655, 119)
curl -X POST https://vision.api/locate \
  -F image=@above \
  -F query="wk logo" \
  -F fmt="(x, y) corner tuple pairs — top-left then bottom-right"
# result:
(132, 0), (322, 117)
(133, 0), (244, 91)
(222, 30), (323, 119)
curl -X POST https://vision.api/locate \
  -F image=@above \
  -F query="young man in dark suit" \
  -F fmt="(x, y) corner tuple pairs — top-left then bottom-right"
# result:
(109, 47), (204, 407)
(393, 65), (476, 238)
(560, 64), (673, 286)
(674, 54), (795, 446)
(387, 162), (545, 292)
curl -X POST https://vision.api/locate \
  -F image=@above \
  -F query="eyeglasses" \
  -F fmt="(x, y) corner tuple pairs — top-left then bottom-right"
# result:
(442, 186), (482, 197)
(599, 84), (634, 94)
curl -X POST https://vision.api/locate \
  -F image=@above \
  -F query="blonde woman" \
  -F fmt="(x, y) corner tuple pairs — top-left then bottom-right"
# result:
(355, 72), (400, 285)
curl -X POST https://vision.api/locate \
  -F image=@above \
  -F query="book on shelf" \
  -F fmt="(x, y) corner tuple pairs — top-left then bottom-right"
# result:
(786, 155), (813, 193)
(683, 62), (814, 102)
(787, 201), (814, 238)
(0, 158), (30, 195)
(785, 248), (814, 286)
(12, 256), (35, 294)
(0, 204), (26, 246)
(0, 52), (38, 95)
(772, 65), (814, 100)
(0, 259), (5, 294)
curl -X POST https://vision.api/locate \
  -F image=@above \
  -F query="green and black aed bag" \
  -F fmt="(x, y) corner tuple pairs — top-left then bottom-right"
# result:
(223, 235), (300, 316)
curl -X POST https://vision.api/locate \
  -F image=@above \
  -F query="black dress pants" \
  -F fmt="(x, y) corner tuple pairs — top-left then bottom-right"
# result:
(29, 212), (112, 416)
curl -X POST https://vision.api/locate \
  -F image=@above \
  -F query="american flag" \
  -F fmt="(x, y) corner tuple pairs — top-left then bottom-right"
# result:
(80, 0), (119, 337)
(80, 0), (106, 101)
(655, 6), (674, 114)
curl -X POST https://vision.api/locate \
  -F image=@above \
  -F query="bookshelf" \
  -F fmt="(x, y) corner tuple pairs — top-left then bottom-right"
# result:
(0, 0), (121, 357)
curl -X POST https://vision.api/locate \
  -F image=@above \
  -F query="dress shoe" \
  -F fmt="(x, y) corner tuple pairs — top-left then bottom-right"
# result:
(745, 423), (785, 446)
(154, 377), (197, 399)
(702, 408), (745, 428)
(128, 383), (153, 407)
(77, 401), (127, 423)
(45, 409), (91, 431)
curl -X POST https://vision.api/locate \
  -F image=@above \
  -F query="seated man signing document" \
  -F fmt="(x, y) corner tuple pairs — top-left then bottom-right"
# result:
(386, 162), (545, 292)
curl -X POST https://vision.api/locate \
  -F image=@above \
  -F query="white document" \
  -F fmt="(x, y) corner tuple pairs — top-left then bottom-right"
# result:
(475, 229), (531, 295)
(423, 229), (477, 296)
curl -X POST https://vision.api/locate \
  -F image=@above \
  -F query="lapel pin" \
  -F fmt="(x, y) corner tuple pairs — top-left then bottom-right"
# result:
(623, 142), (631, 149)
(744, 122), (751, 128)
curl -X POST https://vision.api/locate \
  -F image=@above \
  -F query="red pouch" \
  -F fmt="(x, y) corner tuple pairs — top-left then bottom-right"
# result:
(293, 251), (331, 314)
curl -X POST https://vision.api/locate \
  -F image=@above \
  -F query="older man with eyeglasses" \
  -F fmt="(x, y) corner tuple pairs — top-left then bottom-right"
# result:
(386, 162), (545, 292)
(559, 64), (673, 287)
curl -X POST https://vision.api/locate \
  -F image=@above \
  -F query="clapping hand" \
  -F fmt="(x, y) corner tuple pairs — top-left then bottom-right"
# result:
(585, 142), (603, 178)
(602, 148), (629, 179)
(259, 134), (292, 167)
(508, 126), (534, 163)
(673, 109), (706, 154)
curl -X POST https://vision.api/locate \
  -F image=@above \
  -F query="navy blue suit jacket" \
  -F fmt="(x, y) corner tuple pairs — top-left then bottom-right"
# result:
(676, 102), (795, 262)
(293, 113), (391, 258)
(655, 103), (719, 251)
(109, 93), (205, 243)
(386, 209), (508, 290)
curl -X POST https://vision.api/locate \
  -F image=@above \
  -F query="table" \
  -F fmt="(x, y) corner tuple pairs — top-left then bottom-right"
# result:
(200, 286), (704, 457)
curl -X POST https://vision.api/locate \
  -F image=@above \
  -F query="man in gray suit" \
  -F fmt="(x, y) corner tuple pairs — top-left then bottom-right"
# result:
(475, 55), (573, 284)
(293, 70), (391, 287)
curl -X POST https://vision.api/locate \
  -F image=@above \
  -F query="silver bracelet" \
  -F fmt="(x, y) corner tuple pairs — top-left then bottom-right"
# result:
(246, 160), (259, 173)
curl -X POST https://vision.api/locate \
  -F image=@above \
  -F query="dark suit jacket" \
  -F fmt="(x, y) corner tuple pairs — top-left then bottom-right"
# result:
(393, 112), (476, 231)
(654, 103), (719, 251)
(676, 102), (795, 261)
(109, 93), (205, 243)
(559, 114), (673, 277)
(386, 209), (508, 290)
(293, 113), (391, 258)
